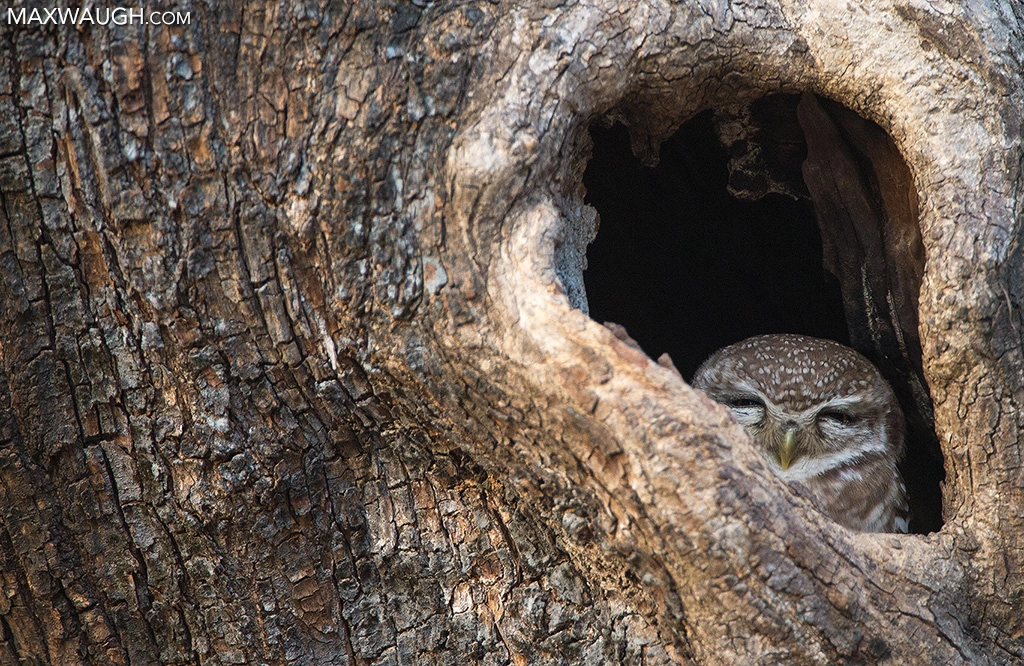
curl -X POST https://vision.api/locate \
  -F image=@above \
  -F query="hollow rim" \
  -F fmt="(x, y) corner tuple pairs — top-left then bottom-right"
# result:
(445, 0), (1022, 538)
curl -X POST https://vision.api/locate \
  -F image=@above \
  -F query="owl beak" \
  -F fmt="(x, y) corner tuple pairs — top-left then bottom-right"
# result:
(778, 428), (798, 471)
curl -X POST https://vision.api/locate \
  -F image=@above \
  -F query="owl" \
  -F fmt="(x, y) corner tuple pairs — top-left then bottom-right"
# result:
(692, 334), (910, 533)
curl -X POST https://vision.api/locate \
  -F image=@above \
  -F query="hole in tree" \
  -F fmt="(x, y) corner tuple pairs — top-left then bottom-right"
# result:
(582, 93), (944, 534)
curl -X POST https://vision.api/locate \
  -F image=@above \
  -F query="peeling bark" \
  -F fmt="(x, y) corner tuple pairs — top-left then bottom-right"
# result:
(0, 0), (1022, 664)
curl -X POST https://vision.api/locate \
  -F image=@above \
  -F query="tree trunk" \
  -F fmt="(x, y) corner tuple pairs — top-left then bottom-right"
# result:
(0, 0), (1022, 664)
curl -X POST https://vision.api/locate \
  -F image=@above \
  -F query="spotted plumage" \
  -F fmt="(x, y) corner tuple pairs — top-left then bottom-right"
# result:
(692, 334), (910, 533)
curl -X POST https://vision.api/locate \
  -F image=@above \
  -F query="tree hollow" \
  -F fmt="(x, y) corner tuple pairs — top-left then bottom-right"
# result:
(581, 93), (944, 532)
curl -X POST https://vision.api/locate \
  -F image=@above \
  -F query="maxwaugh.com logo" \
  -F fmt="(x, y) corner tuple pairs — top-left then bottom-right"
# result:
(6, 5), (191, 26)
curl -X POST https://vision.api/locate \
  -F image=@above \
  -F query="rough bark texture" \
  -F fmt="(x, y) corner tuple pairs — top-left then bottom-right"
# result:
(0, 0), (1022, 665)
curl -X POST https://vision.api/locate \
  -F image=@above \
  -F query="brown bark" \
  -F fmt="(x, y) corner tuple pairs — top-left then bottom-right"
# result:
(0, 0), (1022, 664)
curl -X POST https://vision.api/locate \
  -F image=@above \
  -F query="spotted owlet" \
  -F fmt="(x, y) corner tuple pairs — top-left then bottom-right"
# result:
(692, 334), (910, 533)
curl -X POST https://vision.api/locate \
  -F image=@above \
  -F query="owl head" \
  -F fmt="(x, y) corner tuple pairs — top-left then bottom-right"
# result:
(692, 334), (905, 479)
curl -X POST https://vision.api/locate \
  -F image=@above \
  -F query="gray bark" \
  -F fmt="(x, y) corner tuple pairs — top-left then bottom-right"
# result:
(0, 0), (1022, 664)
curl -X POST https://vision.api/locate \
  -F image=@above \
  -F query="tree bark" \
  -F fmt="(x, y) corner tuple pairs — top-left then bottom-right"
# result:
(0, 0), (1022, 664)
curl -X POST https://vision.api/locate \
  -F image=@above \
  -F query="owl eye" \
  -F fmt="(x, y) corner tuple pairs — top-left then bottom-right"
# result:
(723, 396), (765, 426)
(818, 410), (859, 426)
(727, 397), (764, 409)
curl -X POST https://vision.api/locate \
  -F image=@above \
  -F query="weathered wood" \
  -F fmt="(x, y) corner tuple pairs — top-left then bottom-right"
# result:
(0, 0), (1021, 664)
